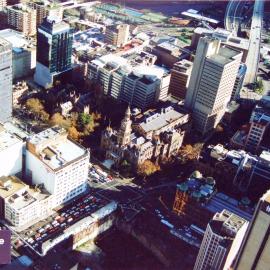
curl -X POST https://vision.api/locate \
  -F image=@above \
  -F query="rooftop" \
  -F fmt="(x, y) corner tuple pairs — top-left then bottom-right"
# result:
(92, 52), (168, 81)
(211, 209), (247, 237)
(138, 106), (188, 133)
(0, 125), (23, 152)
(28, 127), (87, 170)
(205, 193), (253, 221)
(176, 171), (216, 201)
(40, 17), (70, 35)
(8, 4), (34, 13)
(173, 59), (193, 70)
(0, 175), (50, 211)
(0, 29), (35, 53)
(209, 46), (242, 66)
(0, 176), (26, 199)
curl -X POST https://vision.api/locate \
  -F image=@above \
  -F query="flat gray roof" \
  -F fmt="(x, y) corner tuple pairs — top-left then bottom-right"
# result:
(139, 106), (186, 133)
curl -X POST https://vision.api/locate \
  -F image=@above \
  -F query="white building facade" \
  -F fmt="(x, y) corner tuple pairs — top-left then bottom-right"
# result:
(185, 37), (242, 135)
(0, 125), (23, 177)
(26, 127), (89, 208)
(0, 38), (13, 123)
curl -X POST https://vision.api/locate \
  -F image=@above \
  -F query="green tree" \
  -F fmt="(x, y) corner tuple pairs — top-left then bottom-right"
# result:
(254, 79), (264, 94)
(77, 113), (96, 135)
(78, 113), (91, 126)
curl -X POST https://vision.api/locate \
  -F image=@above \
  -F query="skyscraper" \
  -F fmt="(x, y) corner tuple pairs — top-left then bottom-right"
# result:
(233, 189), (270, 270)
(185, 37), (242, 135)
(0, 38), (12, 123)
(34, 16), (73, 88)
(194, 210), (248, 270)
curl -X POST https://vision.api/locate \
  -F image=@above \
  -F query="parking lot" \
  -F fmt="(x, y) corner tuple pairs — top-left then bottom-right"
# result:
(15, 193), (108, 255)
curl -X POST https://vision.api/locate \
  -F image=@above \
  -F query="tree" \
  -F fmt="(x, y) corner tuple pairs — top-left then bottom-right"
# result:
(178, 143), (203, 162)
(137, 160), (160, 178)
(50, 113), (71, 129)
(40, 111), (50, 122)
(77, 113), (96, 135)
(68, 126), (80, 140)
(26, 98), (44, 115)
(25, 98), (49, 122)
(254, 79), (264, 95)
(78, 113), (91, 128)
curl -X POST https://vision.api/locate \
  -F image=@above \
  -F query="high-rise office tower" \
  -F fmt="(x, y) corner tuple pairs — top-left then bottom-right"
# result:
(185, 37), (242, 135)
(194, 210), (248, 270)
(7, 4), (37, 36)
(34, 16), (73, 88)
(0, 38), (12, 123)
(168, 59), (193, 100)
(233, 189), (270, 270)
(105, 24), (129, 47)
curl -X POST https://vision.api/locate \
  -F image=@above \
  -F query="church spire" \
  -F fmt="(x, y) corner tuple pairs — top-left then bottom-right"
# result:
(117, 105), (132, 146)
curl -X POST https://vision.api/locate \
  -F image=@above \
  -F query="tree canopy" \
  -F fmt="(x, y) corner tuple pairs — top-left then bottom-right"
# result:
(138, 160), (160, 177)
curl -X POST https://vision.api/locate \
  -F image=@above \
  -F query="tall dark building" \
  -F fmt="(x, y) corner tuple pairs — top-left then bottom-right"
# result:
(34, 16), (73, 88)
(233, 189), (270, 270)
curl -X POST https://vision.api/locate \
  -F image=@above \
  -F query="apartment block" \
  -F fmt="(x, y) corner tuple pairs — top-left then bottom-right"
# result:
(7, 4), (37, 36)
(27, 1), (63, 26)
(105, 24), (129, 47)
(168, 59), (193, 100)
